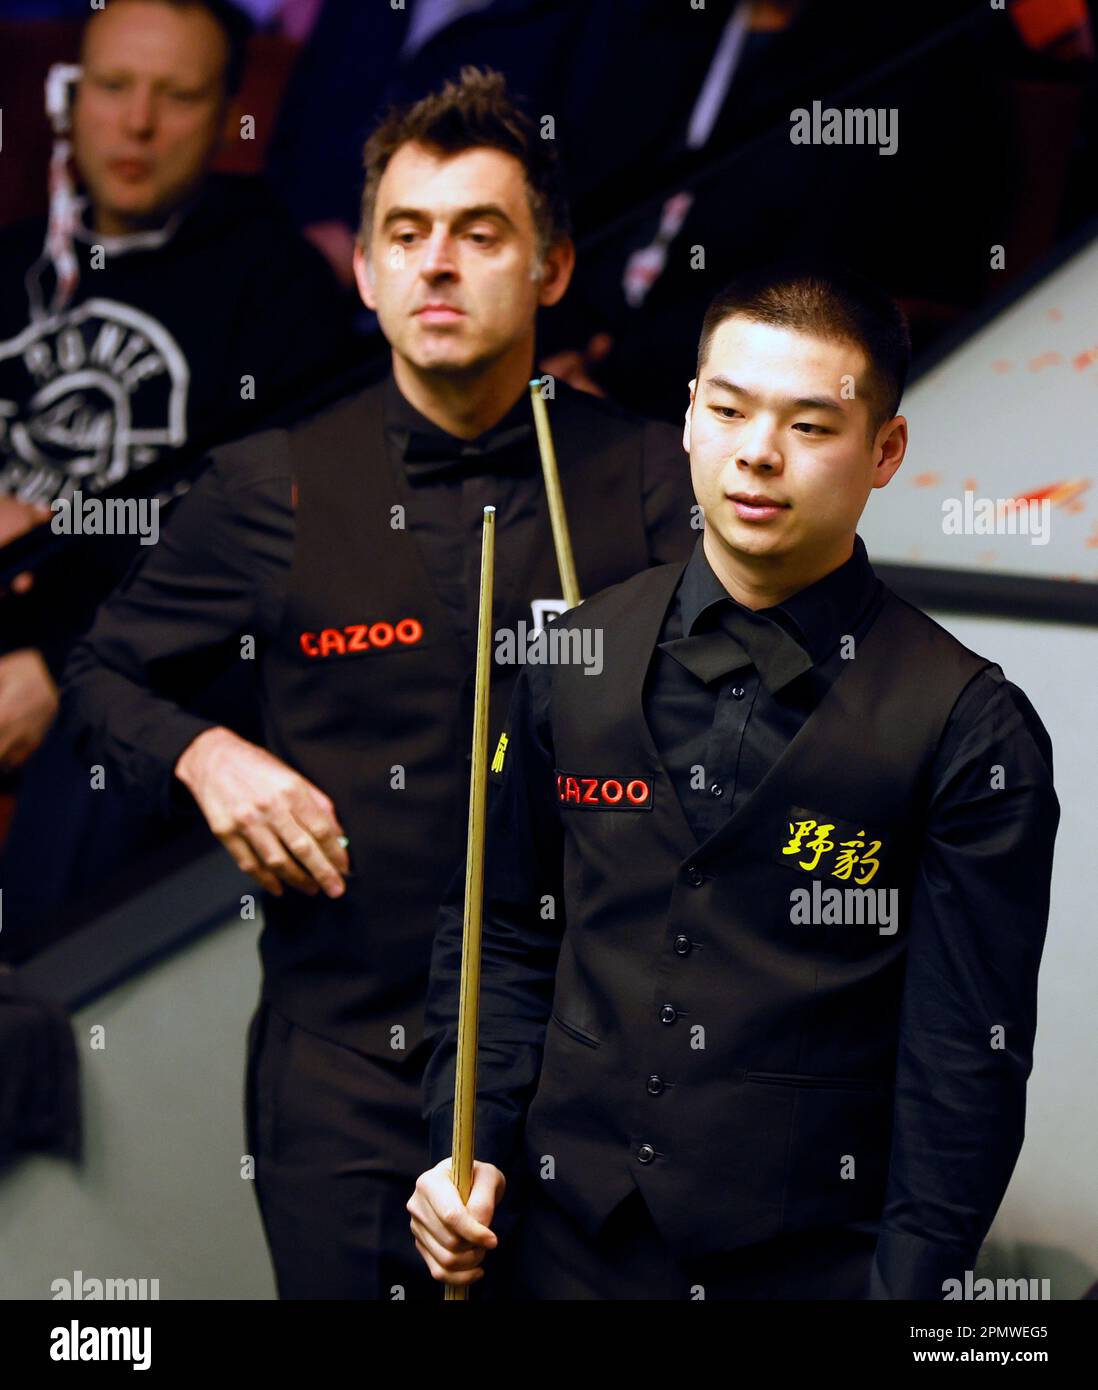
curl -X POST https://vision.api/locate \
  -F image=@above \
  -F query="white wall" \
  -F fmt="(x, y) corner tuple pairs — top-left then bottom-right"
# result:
(0, 915), (274, 1301)
(927, 608), (1098, 1299)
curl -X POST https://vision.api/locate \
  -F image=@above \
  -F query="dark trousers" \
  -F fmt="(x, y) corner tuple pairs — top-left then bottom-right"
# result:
(511, 1178), (877, 1300)
(244, 998), (437, 1301)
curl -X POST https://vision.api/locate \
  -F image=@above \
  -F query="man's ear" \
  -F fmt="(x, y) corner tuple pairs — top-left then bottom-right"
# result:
(535, 237), (576, 308)
(353, 242), (376, 311)
(871, 414), (908, 491)
(682, 378), (697, 454)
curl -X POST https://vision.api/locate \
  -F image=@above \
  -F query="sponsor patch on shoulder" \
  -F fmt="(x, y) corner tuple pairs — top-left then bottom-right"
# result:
(555, 770), (654, 810)
(774, 806), (885, 883)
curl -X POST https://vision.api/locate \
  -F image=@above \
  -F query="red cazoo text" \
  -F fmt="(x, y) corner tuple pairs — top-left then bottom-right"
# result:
(555, 772), (654, 811)
(299, 618), (424, 658)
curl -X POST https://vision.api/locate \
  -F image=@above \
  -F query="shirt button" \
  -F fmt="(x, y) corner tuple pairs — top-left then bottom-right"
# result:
(731, 685), (746, 699)
(659, 1004), (677, 1025)
(710, 782), (724, 798)
(637, 1143), (656, 1164)
(647, 1075), (665, 1096)
(685, 866), (704, 887)
(673, 934), (692, 956)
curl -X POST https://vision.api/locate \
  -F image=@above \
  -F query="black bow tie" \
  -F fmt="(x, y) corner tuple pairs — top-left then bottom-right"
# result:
(659, 608), (813, 695)
(397, 420), (536, 481)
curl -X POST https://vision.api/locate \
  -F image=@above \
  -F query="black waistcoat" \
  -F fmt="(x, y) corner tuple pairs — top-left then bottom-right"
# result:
(257, 382), (651, 1059)
(528, 560), (991, 1256)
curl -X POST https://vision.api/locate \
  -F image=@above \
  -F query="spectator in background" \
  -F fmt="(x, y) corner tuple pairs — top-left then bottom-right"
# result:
(262, 0), (989, 413)
(545, 0), (1093, 418)
(541, 0), (991, 412)
(0, 0), (358, 954)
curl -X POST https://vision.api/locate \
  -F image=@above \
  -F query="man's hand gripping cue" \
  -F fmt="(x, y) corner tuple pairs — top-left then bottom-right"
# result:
(408, 1158), (506, 1288)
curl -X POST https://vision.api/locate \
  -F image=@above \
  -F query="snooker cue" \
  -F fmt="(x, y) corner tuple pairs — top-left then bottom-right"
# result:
(529, 379), (582, 608)
(446, 504), (496, 1302)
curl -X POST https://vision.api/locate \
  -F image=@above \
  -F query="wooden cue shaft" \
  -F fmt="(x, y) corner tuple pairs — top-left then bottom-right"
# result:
(529, 380), (582, 609)
(445, 504), (496, 1302)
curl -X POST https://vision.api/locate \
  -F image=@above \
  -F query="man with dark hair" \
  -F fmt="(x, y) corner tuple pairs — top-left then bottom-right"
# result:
(62, 66), (695, 1299)
(413, 265), (1058, 1300)
(359, 66), (571, 263)
(0, 0), (356, 944)
(694, 261), (912, 437)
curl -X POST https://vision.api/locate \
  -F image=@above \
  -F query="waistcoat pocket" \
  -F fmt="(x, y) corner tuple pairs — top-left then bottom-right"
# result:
(745, 1069), (884, 1092)
(551, 1012), (601, 1048)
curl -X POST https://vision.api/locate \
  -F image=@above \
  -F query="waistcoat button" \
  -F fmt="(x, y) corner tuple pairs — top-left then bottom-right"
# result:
(710, 782), (724, 798)
(685, 866), (704, 887)
(659, 1004), (677, 1025)
(673, 934), (692, 956)
(647, 1075), (664, 1095)
(637, 1143), (656, 1164)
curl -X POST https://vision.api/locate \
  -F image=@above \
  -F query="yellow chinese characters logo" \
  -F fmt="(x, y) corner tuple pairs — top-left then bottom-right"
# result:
(780, 812), (882, 885)
(490, 731), (509, 775)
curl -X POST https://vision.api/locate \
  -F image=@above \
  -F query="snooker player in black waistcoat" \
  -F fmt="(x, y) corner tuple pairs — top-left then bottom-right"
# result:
(413, 263), (1060, 1300)
(60, 70), (695, 1300)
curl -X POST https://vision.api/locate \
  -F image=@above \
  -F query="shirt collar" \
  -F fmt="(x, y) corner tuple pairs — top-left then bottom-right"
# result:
(775, 532), (878, 664)
(382, 371), (536, 480)
(662, 533), (878, 693)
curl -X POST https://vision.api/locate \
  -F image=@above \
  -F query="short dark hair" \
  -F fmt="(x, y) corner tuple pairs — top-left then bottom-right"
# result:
(696, 260), (911, 435)
(92, 0), (253, 97)
(358, 66), (571, 258)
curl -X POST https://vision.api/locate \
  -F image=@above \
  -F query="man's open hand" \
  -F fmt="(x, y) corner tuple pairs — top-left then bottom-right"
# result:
(407, 1158), (506, 1287)
(175, 726), (349, 897)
